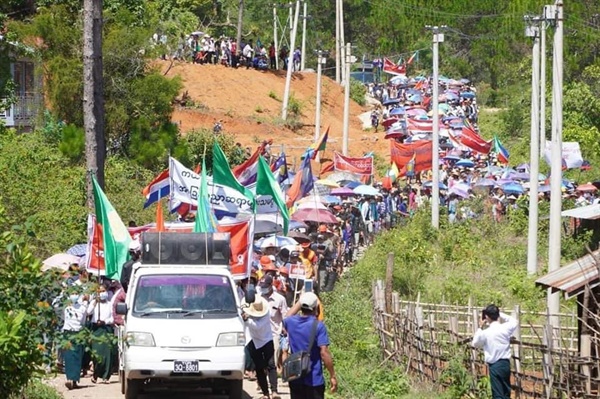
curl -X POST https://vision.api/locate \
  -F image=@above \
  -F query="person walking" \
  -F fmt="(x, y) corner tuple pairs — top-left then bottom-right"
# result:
(87, 285), (115, 384)
(62, 291), (89, 390)
(284, 292), (337, 399)
(242, 295), (277, 399)
(472, 304), (518, 399)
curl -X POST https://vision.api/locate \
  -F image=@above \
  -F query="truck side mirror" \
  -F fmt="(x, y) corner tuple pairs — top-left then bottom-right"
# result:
(116, 302), (128, 315)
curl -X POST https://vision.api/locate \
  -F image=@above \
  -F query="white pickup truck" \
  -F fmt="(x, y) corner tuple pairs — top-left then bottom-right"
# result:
(116, 265), (245, 399)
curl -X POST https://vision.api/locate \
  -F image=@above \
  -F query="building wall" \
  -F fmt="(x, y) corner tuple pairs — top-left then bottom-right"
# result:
(0, 59), (40, 129)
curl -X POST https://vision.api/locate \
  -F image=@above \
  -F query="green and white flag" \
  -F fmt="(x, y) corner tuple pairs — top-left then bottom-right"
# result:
(212, 141), (255, 210)
(256, 156), (289, 234)
(91, 175), (131, 279)
(193, 158), (218, 233)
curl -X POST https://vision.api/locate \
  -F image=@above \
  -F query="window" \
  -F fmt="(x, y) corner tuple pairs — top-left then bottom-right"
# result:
(13, 61), (35, 96)
(132, 274), (237, 317)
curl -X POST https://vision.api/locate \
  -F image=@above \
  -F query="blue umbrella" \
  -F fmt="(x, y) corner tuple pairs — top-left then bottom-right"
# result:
(475, 178), (496, 187)
(460, 91), (476, 99)
(444, 91), (459, 101)
(353, 184), (380, 196)
(389, 107), (406, 116)
(423, 181), (448, 190)
(67, 244), (87, 257)
(289, 220), (308, 230)
(382, 98), (400, 106)
(345, 181), (361, 189)
(459, 78), (470, 84)
(443, 155), (461, 161)
(502, 182), (524, 195)
(408, 93), (423, 103)
(538, 185), (551, 193)
(455, 159), (475, 168)
(323, 195), (341, 205)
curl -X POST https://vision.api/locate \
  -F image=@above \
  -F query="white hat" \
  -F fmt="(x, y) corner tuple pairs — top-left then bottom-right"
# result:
(242, 296), (269, 318)
(300, 292), (319, 311)
(129, 239), (141, 252)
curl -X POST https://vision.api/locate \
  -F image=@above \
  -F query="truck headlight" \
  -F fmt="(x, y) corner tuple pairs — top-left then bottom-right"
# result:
(126, 331), (156, 347)
(216, 332), (245, 347)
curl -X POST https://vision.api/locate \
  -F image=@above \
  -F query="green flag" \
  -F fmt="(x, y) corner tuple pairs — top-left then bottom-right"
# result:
(194, 158), (217, 233)
(91, 175), (131, 279)
(256, 156), (289, 234)
(212, 141), (255, 209)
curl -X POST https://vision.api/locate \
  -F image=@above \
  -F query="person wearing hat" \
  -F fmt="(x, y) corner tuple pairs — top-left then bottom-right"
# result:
(283, 292), (337, 398)
(119, 240), (141, 293)
(259, 255), (278, 280)
(242, 295), (277, 399)
(258, 276), (288, 394)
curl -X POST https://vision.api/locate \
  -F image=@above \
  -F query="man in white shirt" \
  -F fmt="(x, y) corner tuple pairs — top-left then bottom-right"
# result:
(472, 304), (518, 399)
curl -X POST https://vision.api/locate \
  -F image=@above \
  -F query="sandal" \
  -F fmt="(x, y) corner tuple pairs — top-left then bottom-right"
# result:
(65, 381), (73, 390)
(91, 376), (98, 384)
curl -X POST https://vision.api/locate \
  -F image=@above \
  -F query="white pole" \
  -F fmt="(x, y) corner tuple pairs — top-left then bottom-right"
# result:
(339, 0), (346, 85)
(273, 5), (279, 70)
(315, 52), (325, 141)
(527, 22), (540, 275)
(281, 0), (300, 120)
(547, 0), (563, 321)
(301, 1), (307, 71)
(540, 18), (547, 155)
(430, 26), (444, 229)
(335, 0), (340, 83)
(342, 42), (351, 156)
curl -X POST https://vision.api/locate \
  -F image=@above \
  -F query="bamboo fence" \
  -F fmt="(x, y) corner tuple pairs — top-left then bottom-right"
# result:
(373, 280), (600, 398)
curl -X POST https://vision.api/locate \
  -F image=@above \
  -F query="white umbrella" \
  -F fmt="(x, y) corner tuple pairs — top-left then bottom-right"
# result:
(256, 235), (298, 249)
(42, 253), (81, 271)
(297, 201), (328, 210)
(353, 184), (380, 196)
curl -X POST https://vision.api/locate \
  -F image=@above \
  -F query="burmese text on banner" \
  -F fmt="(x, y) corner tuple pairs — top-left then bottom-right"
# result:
(333, 152), (374, 176)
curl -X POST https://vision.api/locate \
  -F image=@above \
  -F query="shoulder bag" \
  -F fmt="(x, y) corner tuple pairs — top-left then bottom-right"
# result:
(282, 319), (318, 382)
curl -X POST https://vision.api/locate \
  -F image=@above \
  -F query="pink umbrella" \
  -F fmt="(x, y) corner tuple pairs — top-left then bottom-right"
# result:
(331, 187), (355, 196)
(292, 208), (339, 224)
(576, 183), (598, 193)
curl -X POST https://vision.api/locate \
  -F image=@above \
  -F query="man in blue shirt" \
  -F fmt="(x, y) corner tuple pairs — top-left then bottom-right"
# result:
(284, 292), (337, 399)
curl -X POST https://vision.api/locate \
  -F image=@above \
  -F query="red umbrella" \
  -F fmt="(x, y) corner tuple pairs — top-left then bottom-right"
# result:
(291, 208), (339, 224)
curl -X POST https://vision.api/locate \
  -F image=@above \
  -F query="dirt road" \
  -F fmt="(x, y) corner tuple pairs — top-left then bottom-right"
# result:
(47, 374), (290, 399)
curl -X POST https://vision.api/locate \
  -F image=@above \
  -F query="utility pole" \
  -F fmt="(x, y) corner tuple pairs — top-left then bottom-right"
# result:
(339, 0), (346, 85)
(525, 16), (541, 275)
(540, 11), (548, 153)
(547, 0), (563, 322)
(314, 50), (329, 142)
(426, 25), (445, 229)
(281, 0), (300, 120)
(335, 0), (340, 82)
(273, 4), (279, 70)
(342, 43), (355, 155)
(300, 1), (307, 71)
(83, 0), (105, 206)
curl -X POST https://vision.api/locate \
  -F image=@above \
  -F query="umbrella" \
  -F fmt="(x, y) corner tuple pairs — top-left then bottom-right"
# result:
(474, 178), (496, 187)
(315, 179), (339, 188)
(328, 171), (361, 184)
(256, 235), (298, 249)
(297, 200), (329, 210)
(389, 76), (408, 85)
(345, 181), (361, 189)
(288, 231), (311, 244)
(444, 91), (459, 101)
(422, 181), (448, 190)
(289, 220), (308, 230)
(353, 185), (380, 196)
(538, 184), (551, 193)
(511, 172), (530, 181)
(323, 195), (342, 204)
(66, 243), (87, 257)
(455, 159), (475, 168)
(389, 107), (406, 116)
(576, 183), (598, 192)
(502, 182), (524, 195)
(448, 183), (470, 198)
(331, 187), (355, 196)
(254, 220), (283, 234)
(312, 183), (332, 196)
(384, 131), (406, 140)
(42, 253), (81, 271)
(405, 108), (427, 117)
(443, 155), (461, 161)
(516, 163), (529, 172)
(382, 98), (400, 107)
(291, 208), (339, 224)
(460, 91), (476, 99)
(297, 195), (326, 204)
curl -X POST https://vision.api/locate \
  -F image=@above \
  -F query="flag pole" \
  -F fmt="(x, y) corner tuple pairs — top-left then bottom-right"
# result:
(203, 143), (209, 265)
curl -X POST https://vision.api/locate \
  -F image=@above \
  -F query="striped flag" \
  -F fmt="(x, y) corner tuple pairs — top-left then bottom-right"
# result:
(407, 51), (418, 65)
(493, 135), (510, 164)
(304, 127), (329, 160)
(142, 169), (169, 208)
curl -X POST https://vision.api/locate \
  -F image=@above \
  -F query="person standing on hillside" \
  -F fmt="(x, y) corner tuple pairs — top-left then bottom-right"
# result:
(284, 292), (337, 399)
(269, 42), (277, 69)
(472, 304), (518, 399)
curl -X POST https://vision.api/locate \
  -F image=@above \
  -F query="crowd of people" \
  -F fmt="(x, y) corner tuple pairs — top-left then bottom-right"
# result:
(168, 32), (302, 71)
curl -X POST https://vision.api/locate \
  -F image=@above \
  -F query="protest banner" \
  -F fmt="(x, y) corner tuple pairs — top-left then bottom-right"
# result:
(543, 141), (584, 169)
(333, 152), (374, 176)
(390, 140), (433, 174)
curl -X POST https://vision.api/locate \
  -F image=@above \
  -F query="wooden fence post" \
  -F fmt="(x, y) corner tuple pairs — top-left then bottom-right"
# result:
(512, 305), (522, 398)
(385, 252), (394, 314)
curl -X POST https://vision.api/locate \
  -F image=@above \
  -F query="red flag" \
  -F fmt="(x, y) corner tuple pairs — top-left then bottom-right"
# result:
(406, 51), (417, 65)
(382, 57), (406, 76)
(459, 126), (492, 154)
(156, 200), (165, 232)
(390, 140), (433, 175)
(320, 161), (334, 175)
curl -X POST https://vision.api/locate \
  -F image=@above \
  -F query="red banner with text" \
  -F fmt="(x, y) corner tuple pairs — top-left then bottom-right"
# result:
(333, 152), (374, 176)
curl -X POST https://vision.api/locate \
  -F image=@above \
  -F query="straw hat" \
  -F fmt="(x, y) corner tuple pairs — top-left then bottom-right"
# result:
(242, 296), (269, 318)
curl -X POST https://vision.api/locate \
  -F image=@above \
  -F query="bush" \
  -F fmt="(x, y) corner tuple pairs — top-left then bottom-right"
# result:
(58, 124), (85, 162)
(8, 380), (63, 399)
(349, 78), (366, 106)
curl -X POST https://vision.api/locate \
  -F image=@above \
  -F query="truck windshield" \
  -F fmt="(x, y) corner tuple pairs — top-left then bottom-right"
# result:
(132, 274), (238, 317)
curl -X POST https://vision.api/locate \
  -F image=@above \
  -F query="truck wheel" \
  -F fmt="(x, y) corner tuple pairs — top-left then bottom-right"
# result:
(124, 379), (141, 399)
(227, 380), (243, 399)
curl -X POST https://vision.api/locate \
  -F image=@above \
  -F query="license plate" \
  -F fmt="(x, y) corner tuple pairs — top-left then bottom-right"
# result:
(173, 360), (200, 373)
